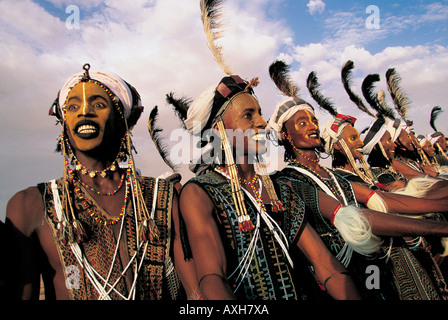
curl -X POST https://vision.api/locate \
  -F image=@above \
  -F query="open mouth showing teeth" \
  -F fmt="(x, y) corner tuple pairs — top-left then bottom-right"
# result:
(74, 120), (100, 139)
(77, 125), (98, 134)
(252, 132), (266, 142)
(308, 133), (319, 139)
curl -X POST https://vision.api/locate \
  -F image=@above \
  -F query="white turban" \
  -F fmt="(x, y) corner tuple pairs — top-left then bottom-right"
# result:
(417, 134), (428, 147)
(321, 115), (356, 155)
(385, 118), (402, 142)
(428, 132), (445, 145)
(57, 68), (138, 124)
(267, 98), (315, 142)
(361, 118), (388, 155)
(184, 84), (217, 136)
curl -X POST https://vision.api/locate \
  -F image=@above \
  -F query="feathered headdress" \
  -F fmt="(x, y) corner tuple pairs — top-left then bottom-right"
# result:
(269, 60), (300, 99)
(166, 92), (192, 128)
(201, 0), (232, 76)
(361, 74), (396, 120)
(305, 69), (375, 184)
(428, 106), (448, 160)
(386, 68), (411, 121)
(267, 60), (314, 143)
(147, 105), (177, 172)
(341, 60), (375, 118)
(306, 71), (338, 117)
(430, 106), (443, 133)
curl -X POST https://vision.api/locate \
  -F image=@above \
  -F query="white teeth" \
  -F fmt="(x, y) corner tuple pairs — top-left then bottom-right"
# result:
(252, 133), (265, 141)
(309, 134), (318, 138)
(77, 125), (97, 134)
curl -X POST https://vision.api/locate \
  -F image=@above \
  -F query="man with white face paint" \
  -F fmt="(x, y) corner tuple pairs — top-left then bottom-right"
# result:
(5, 64), (185, 300)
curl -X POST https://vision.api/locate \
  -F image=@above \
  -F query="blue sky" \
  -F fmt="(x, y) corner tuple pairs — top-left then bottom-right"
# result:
(1, 0), (447, 220)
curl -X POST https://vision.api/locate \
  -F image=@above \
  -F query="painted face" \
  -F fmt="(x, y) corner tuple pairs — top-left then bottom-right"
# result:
(338, 125), (364, 160)
(284, 109), (320, 149)
(379, 130), (396, 160)
(437, 135), (448, 152)
(64, 81), (117, 152)
(422, 141), (436, 158)
(221, 93), (267, 158)
(396, 129), (415, 152)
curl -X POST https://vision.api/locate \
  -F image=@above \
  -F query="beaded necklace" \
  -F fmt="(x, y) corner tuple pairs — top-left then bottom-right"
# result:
(75, 172), (126, 196)
(238, 172), (267, 214)
(74, 167), (131, 226)
(282, 131), (320, 163)
(61, 135), (121, 178)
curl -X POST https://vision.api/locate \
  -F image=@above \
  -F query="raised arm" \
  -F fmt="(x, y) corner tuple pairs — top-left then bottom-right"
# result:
(316, 190), (448, 238)
(392, 159), (427, 180)
(351, 181), (448, 215)
(179, 183), (234, 300)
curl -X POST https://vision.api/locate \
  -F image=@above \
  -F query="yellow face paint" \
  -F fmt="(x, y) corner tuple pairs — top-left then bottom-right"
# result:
(294, 110), (316, 132)
(82, 82), (88, 115)
(284, 109), (321, 150)
(64, 81), (116, 152)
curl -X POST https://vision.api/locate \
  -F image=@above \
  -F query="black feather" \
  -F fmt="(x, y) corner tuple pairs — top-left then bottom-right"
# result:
(269, 60), (299, 98)
(341, 60), (375, 117)
(166, 92), (192, 128)
(430, 106), (443, 132)
(361, 74), (396, 119)
(386, 68), (411, 120)
(147, 105), (176, 170)
(306, 71), (338, 117)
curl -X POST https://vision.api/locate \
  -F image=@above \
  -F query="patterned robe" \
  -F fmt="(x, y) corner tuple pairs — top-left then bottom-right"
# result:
(277, 163), (399, 300)
(180, 170), (316, 300)
(38, 176), (181, 300)
(337, 167), (448, 300)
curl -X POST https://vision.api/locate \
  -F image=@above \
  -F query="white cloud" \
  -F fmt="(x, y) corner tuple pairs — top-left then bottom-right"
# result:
(1, 0), (447, 222)
(307, 0), (325, 15)
(0, 0), (289, 220)
(287, 40), (448, 141)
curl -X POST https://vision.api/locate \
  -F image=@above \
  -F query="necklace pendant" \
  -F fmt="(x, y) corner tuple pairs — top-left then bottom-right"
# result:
(100, 171), (107, 178)
(75, 164), (83, 171)
(89, 171), (96, 178)
(110, 164), (117, 172)
(81, 168), (88, 175)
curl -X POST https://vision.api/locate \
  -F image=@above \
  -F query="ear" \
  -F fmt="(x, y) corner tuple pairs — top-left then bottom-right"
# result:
(333, 140), (342, 151)
(212, 125), (222, 139)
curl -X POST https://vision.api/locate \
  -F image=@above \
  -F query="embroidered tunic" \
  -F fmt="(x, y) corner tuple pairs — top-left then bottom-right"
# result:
(370, 167), (407, 186)
(38, 176), (181, 300)
(336, 166), (447, 300)
(181, 170), (312, 300)
(277, 163), (357, 253)
(277, 162), (399, 300)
